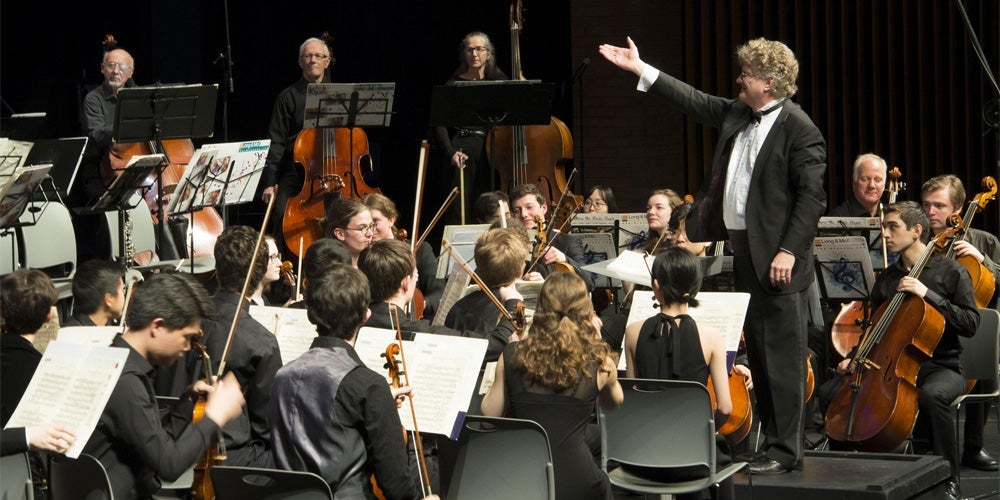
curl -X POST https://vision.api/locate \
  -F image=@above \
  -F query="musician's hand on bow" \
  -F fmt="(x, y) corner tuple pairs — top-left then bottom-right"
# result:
(542, 246), (567, 265)
(598, 36), (645, 76)
(390, 385), (412, 409)
(261, 185), (276, 203)
(185, 377), (218, 399)
(836, 358), (855, 375)
(952, 240), (985, 263)
(896, 276), (928, 298)
(769, 251), (795, 287)
(451, 150), (468, 168)
(522, 271), (544, 282)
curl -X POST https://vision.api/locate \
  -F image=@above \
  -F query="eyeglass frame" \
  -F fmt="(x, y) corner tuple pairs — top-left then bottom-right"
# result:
(342, 222), (378, 234)
(102, 62), (132, 73)
(465, 46), (489, 55)
(582, 200), (608, 209)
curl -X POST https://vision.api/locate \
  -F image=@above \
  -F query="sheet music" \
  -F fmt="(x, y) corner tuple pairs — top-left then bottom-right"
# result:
(431, 266), (472, 327)
(56, 326), (119, 346)
(0, 163), (52, 227)
(248, 305), (316, 365)
(813, 236), (877, 300)
(436, 224), (490, 278)
(304, 83), (396, 128)
(603, 251), (655, 287)
(4, 341), (129, 458)
(576, 232), (621, 289)
(570, 212), (650, 250)
(621, 291), (750, 371)
(169, 140), (269, 213)
(354, 327), (487, 439)
(0, 139), (33, 178)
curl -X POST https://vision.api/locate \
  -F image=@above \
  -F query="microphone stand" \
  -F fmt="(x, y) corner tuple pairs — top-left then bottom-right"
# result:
(572, 58), (590, 189)
(215, 0), (236, 226)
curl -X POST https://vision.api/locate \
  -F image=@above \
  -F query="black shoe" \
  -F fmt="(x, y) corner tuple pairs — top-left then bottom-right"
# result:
(748, 458), (790, 475)
(942, 480), (960, 500)
(962, 448), (999, 471)
(736, 450), (768, 463)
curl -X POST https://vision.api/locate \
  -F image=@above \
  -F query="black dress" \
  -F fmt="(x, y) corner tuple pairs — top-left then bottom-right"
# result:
(633, 313), (708, 383)
(503, 342), (612, 500)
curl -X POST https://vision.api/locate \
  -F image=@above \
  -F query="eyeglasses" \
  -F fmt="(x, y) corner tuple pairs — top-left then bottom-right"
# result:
(103, 62), (132, 73)
(582, 201), (607, 209)
(466, 46), (489, 54)
(739, 71), (766, 80)
(344, 222), (377, 234)
(301, 53), (330, 60)
(268, 253), (281, 261)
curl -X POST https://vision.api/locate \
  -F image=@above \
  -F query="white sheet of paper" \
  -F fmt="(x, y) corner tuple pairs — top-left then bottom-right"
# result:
(4, 341), (129, 458)
(56, 326), (119, 346)
(621, 291), (750, 371)
(354, 327), (487, 439)
(599, 250), (655, 287)
(248, 305), (316, 365)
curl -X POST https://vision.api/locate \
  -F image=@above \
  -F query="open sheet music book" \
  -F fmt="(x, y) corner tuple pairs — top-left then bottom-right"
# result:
(431, 266), (472, 327)
(248, 305), (316, 365)
(4, 341), (129, 458)
(168, 140), (269, 213)
(620, 291), (750, 372)
(354, 327), (487, 440)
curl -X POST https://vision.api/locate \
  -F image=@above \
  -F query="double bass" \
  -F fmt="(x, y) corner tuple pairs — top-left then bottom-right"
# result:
(824, 226), (958, 451)
(490, 0), (579, 211)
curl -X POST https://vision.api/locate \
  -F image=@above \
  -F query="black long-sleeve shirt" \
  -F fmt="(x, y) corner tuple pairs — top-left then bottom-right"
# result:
(84, 335), (219, 499)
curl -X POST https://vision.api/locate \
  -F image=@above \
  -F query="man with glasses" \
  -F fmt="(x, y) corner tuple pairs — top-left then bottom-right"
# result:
(262, 37), (335, 258)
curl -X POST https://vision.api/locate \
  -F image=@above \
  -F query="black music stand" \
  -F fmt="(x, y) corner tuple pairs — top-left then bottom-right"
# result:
(113, 84), (218, 258)
(90, 155), (164, 264)
(429, 80), (554, 191)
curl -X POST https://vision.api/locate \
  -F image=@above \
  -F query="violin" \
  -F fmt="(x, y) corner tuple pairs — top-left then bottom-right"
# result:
(442, 240), (526, 337)
(525, 215), (576, 276)
(280, 260), (296, 286)
(706, 370), (753, 446)
(191, 341), (226, 500)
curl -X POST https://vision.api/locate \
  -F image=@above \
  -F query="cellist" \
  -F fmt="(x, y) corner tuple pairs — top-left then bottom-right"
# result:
(920, 175), (1000, 472)
(269, 264), (439, 500)
(82, 273), (246, 499)
(821, 202), (979, 500)
(261, 37), (334, 259)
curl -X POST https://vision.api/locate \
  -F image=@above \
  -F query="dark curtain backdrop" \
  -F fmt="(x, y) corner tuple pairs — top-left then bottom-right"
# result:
(674, 0), (998, 232)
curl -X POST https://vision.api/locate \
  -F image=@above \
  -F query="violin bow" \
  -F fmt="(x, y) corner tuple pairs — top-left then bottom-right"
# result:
(117, 273), (142, 335)
(216, 187), (277, 377)
(545, 167), (579, 230)
(524, 201), (584, 276)
(410, 141), (429, 253)
(441, 240), (522, 331)
(388, 306), (433, 496)
(413, 188), (459, 251)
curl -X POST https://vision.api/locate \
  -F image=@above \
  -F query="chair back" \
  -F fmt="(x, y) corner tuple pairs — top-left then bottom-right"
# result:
(600, 378), (715, 474)
(443, 415), (555, 500)
(209, 465), (333, 500)
(48, 453), (114, 500)
(1, 452), (33, 500)
(960, 308), (1000, 383)
(19, 201), (76, 279)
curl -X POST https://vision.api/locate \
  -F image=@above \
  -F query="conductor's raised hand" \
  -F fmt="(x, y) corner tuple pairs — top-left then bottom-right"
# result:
(598, 36), (645, 76)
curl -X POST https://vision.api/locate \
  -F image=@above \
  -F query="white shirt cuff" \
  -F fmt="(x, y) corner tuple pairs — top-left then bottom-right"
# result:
(637, 63), (660, 92)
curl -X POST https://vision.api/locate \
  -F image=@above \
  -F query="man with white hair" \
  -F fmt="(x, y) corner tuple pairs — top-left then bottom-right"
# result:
(829, 153), (888, 217)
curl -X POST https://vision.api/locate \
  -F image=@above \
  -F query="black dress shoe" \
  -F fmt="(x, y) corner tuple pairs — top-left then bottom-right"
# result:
(748, 458), (790, 475)
(942, 480), (960, 500)
(962, 448), (999, 471)
(736, 450), (768, 463)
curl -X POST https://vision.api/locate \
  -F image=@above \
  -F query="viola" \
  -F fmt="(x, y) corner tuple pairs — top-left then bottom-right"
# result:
(489, 0), (577, 205)
(283, 126), (379, 258)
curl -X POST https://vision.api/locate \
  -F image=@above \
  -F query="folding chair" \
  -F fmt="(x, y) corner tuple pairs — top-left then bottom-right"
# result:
(441, 415), (555, 500)
(48, 453), (114, 500)
(209, 465), (333, 500)
(951, 307), (1000, 498)
(1, 451), (34, 500)
(600, 378), (750, 497)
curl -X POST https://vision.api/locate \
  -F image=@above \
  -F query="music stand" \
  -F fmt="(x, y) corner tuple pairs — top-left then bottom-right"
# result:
(113, 84), (218, 257)
(429, 80), (554, 191)
(90, 155), (164, 264)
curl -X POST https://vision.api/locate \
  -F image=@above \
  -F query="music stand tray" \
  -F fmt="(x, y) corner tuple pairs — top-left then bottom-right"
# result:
(304, 83), (396, 128)
(90, 155), (164, 213)
(0, 163), (53, 228)
(24, 137), (88, 200)
(113, 84), (218, 144)
(428, 80), (554, 127)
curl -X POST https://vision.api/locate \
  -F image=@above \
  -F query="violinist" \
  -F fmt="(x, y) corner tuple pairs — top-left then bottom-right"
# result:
(828, 154), (887, 217)
(820, 202), (979, 500)
(473, 190), (511, 225)
(509, 184), (594, 290)
(1, 269), (56, 427)
(62, 259), (125, 327)
(444, 228), (529, 363)
(623, 247), (751, 500)
(362, 193), (445, 320)
(641, 188), (682, 255)
(83, 273), (246, 499)
(325, 197), (375, 267)
(920, 175), (999, 472)
(261, 37), (334, 258)
(432, 32), (510, 226)
(583, 185), (618, 214)
(270, 265), (436, 499)
(358, 239), (522, 363)
(199, 226), (282, 468)
(286, 238), (352, 309)
(249, 236), (284, 306)
(481, 272), (623, 500)
(667, 202), (711, 257)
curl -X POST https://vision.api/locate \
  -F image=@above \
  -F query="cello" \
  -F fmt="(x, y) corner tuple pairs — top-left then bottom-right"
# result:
(490, 0), (578, 208)
(943, 176), (997, 308)
(824, 225), (958, 451)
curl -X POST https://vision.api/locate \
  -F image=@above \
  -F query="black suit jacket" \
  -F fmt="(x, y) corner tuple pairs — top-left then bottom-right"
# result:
(649, 71), (827, 293)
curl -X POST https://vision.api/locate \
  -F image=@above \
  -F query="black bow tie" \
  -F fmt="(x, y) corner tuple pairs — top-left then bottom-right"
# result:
(752, 104), (782, 123)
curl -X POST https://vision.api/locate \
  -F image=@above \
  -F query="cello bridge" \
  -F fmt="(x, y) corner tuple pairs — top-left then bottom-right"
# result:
(321, 174), (345, 192)
(858, 358), (881, 371)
